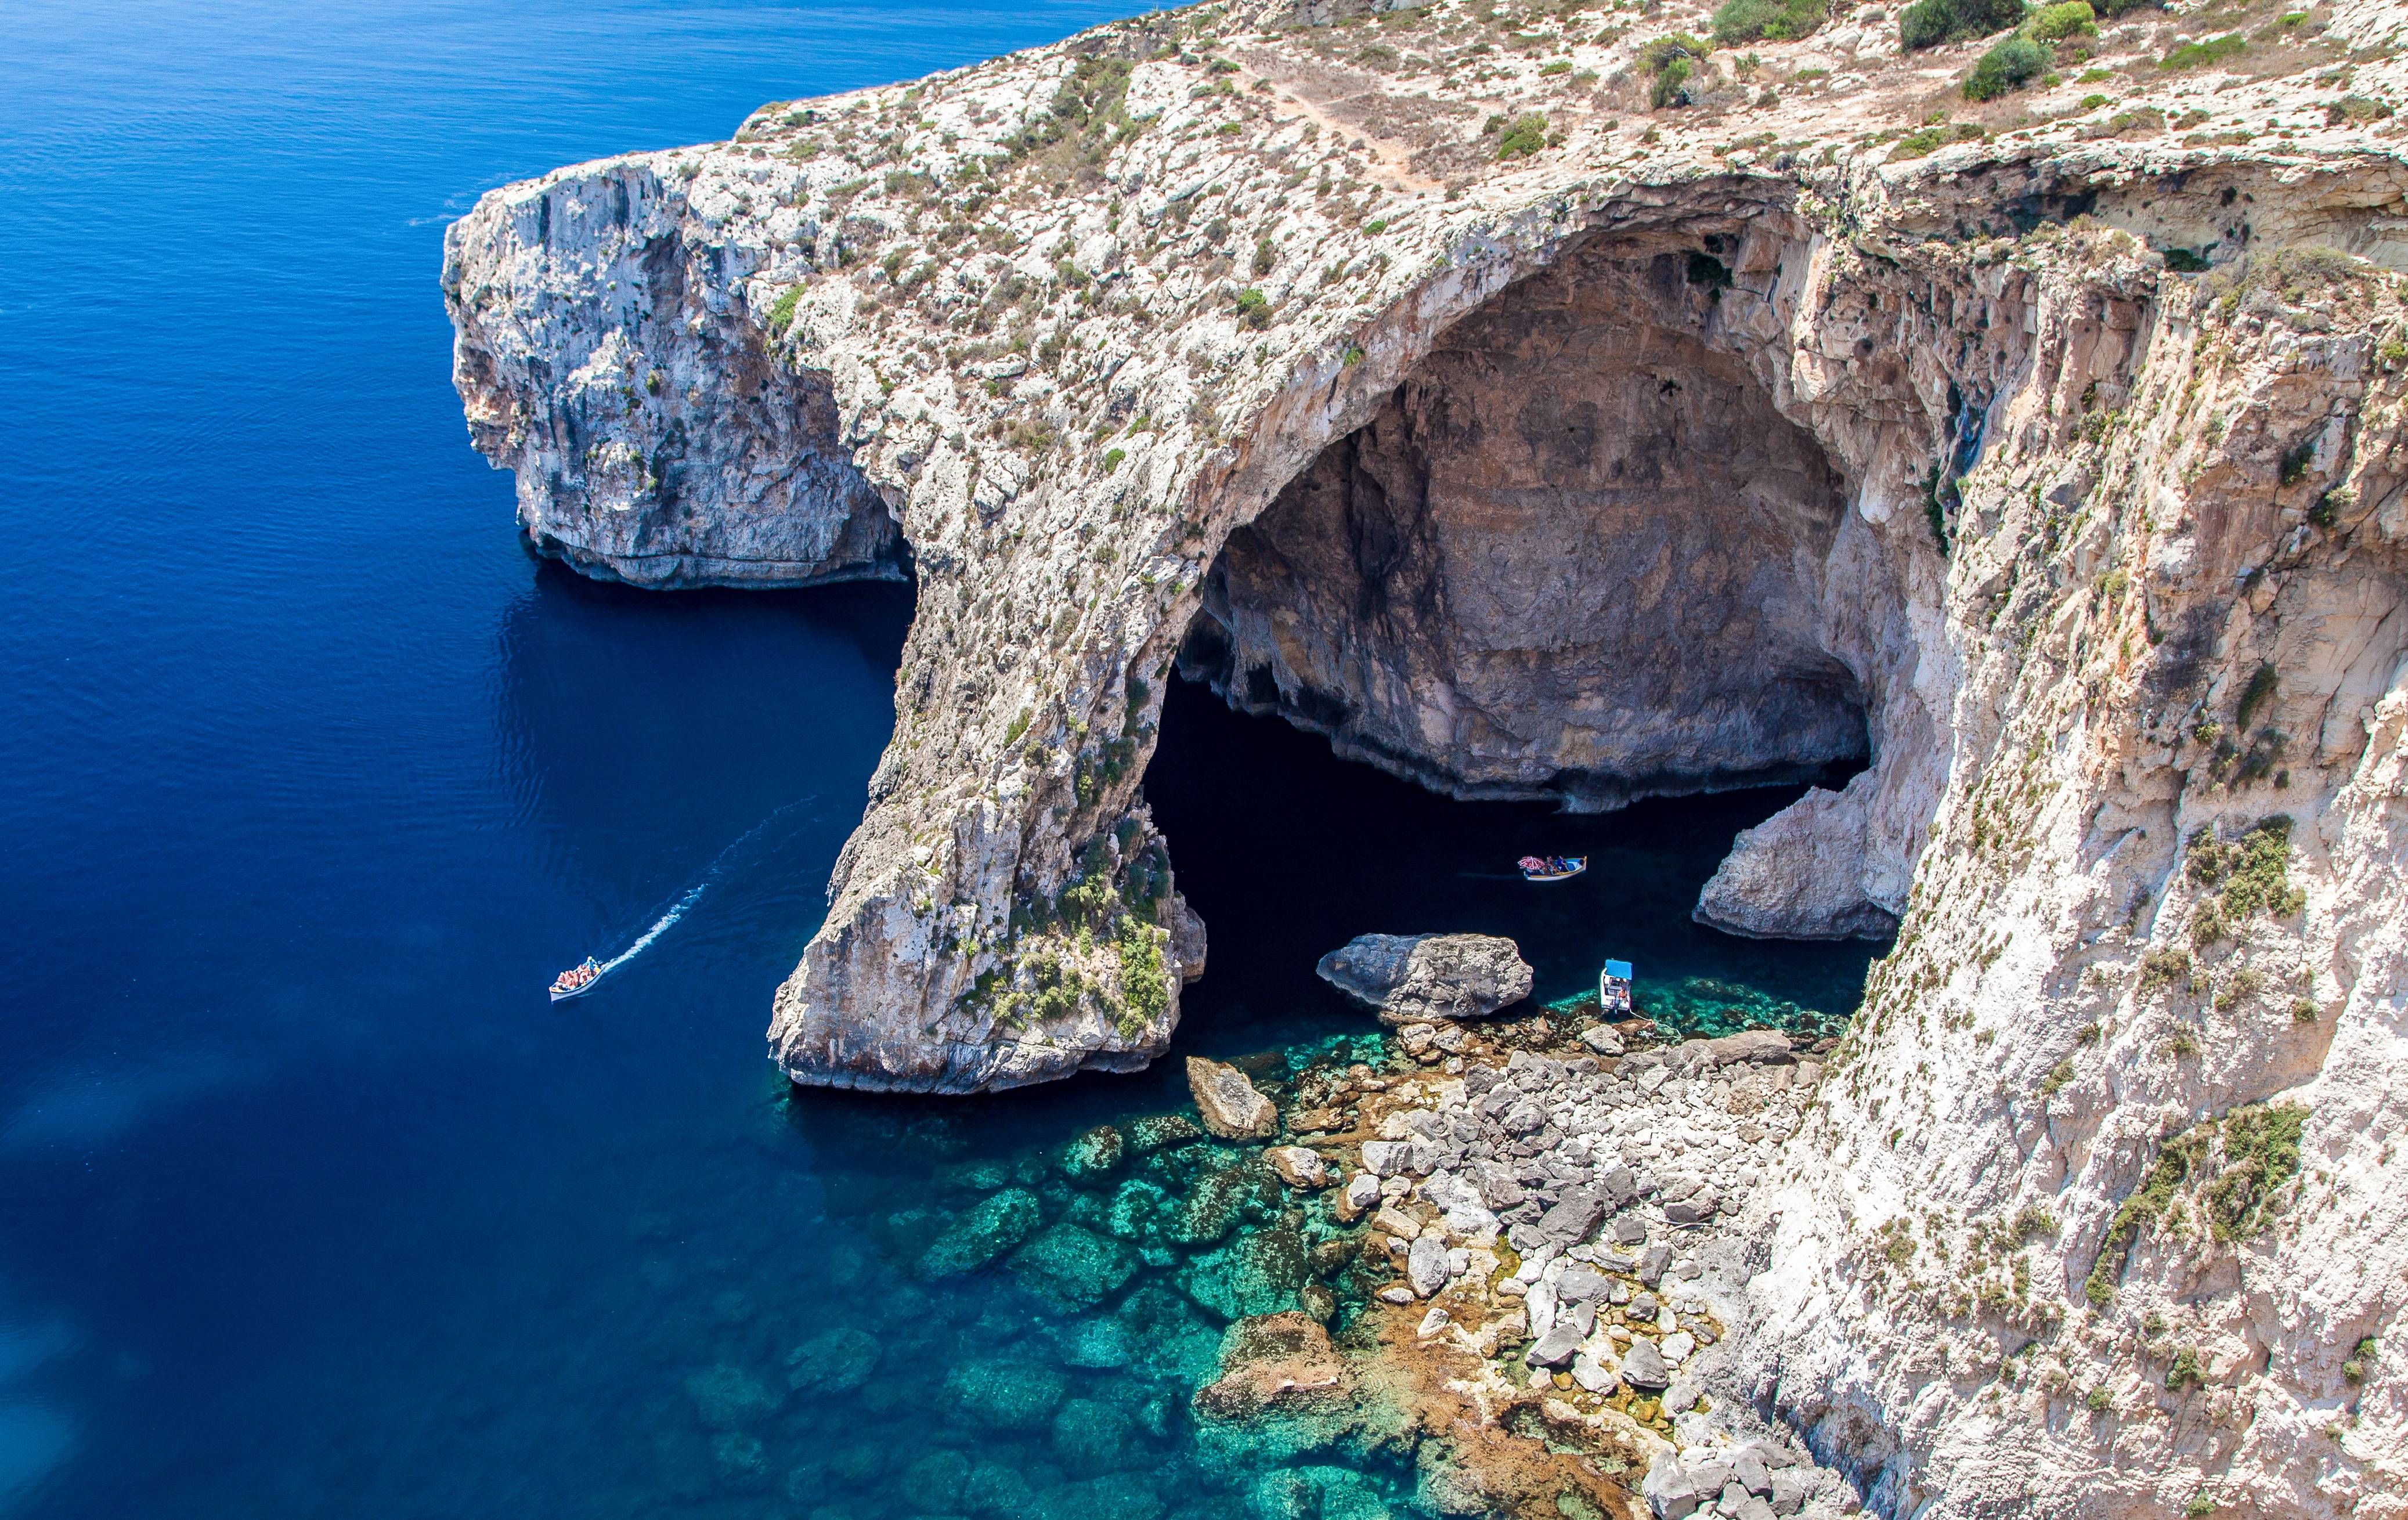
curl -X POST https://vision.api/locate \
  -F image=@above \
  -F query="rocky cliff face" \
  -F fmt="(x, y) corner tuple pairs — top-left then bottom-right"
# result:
(446, 0), (2408, 1510)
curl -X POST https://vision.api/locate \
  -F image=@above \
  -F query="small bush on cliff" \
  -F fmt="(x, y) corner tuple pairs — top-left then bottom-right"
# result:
(2085, 1102), (2308, 1304)
(2186, 816), (2305, 923)
(1114, 922), (1169, 1038)
(2165, 1345), (2205, 1392)
(1900, 0), (2026, 52)
(2344, 1335), (2377, 1384)
(2025, 0), (2097, 40)
(2159, 33), (2245, 70)
(763, 286), (803, 334)
(1494, 113), (1550, 157)
(1963, 33), (2050, 97)
(1711, 0), (1828, 46)
(1638, 36), (1710, 108)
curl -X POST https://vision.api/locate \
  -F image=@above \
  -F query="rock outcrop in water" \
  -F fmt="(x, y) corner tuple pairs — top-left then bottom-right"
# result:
(447, 0), (2408, 1511)
(1317, 932), (1535, 1023)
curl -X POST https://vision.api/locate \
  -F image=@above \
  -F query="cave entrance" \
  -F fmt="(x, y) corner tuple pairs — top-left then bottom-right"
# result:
(1179, 236), (1872, 813)
(1148, 233), (1893, 1046)
(1141, 678), (1876, 1058)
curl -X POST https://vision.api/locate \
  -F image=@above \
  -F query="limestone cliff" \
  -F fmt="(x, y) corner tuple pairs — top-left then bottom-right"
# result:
(446, 0), (2408, 1511)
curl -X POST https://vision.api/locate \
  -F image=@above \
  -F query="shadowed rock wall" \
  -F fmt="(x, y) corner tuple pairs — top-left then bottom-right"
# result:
(1184, 245), (1870, 812)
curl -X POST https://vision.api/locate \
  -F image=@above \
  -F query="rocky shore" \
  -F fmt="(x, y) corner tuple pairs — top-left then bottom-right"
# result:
(1173, 979), (1863, 1518)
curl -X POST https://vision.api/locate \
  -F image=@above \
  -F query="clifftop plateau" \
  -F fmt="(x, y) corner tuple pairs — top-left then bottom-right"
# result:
(446, 0), (2408, 1511)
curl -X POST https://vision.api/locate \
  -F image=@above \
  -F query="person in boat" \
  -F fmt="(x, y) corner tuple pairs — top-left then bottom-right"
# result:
(1518, 855), (1546, 873)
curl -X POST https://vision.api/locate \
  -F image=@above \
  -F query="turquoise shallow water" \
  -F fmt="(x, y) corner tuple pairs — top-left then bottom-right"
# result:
(0, 1), (1879, 1514)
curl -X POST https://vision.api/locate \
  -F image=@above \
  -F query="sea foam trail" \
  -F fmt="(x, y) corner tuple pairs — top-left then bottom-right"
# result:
(579, 797), (815, 988)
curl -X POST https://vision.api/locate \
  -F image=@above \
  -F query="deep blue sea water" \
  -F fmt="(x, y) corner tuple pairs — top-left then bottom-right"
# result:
(0, 3), (1877, 1515)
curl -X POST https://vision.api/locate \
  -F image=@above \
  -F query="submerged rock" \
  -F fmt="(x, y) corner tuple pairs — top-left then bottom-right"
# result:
(915, 1186), (1042, 1278)
(782, 1327), (880, 1395)
(1185, 1056), (1276, 1140)
(1009, 1222), (1139, 1308)
(683, 1364), (782, 1430)
(941, 1359), (1068, 1431)
(1180, 1224), (1308, 1321)
(1058, 1124), (1125, 1181)
(1193, 1311), (1352, 1420)
(1314, 934), (1533, 1025)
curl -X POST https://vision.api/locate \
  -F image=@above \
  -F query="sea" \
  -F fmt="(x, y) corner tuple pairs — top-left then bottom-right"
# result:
(0, 2), (1878, 1515)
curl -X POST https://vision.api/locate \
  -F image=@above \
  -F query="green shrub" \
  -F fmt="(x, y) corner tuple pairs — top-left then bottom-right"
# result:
(2343, 1335), (2377, 1384)
(1639, 35), (1709, 108)
(1233, 287), (1272, 328)
(1114, 922), (1168, 1037)
(2085, 1128), (2207, 1305)
(2091, 0), (2161, 11)
(1101, 448), (1125, 474)
(1900, 0), (2026, 52)
(764, 286), (803, 333)
(2204, 1102), (2305, 1240)
(2165, 1345), (2205, 1392)
(1495, 113), (1550, 157)
(2160, 33), (2245, 70)
(2328, 95), (2395, 127)
(2025, 0), (2097, 38)
(1964, 34), (2052, 99)
(2139, 947), (2193, 991)
(1711, 0), (1829, 46)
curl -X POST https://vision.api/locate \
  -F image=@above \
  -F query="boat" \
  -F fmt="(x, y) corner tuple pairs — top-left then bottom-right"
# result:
(1598, 959), (1634, 1016)
(1517, 855), (1587, 882)
(550, 957), (602, 1002)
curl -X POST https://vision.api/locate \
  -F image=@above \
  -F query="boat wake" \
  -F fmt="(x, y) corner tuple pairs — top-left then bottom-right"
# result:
(562, 796), (816, 997)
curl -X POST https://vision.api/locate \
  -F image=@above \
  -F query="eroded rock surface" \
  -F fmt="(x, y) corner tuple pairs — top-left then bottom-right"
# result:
(1316, 932), (1535, 1024)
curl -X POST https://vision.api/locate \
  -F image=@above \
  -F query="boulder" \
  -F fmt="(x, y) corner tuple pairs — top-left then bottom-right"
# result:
(1185, 1056), (1276, 1139)
(1406, 1234), (1450, 1297)
(1315, 933), (1534, 1025)
(1335, 1171), (1380, 1222)
(1526, 1322), (1584, 1368)
(1360, 1139), (1415, 1177)
(1691, 772), (1901, 941)
(1620, 1336), (1670, 1388)
(1571, 1346), (1619, 1393)
(1767, 1470), (1813, 1516)
(1265, 1145), (1333, 1189)
(1580, 1023), (1627, 1056)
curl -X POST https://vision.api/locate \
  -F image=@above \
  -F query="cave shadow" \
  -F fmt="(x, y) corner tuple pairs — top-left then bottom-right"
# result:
(1142, 677), (1884, 1063)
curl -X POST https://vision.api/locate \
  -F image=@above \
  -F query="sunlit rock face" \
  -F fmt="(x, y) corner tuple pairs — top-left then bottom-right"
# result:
(1185, 244), (1869, 812)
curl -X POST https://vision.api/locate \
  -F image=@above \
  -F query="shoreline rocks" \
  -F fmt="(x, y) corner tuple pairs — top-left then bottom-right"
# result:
(1315, 933), (1534, 1025)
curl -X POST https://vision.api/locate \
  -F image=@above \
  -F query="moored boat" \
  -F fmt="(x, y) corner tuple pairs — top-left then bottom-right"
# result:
(550, 957), (602, 1002)
(1598, 959), (1633, 1016)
